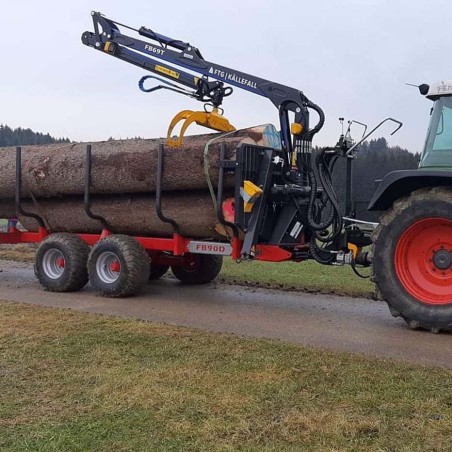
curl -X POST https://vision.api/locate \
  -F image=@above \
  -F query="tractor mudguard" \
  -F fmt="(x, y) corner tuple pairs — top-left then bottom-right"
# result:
(368, 169), (452, 211)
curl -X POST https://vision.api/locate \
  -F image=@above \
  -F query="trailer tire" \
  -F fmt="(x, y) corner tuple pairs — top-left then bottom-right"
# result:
(372, 187), (452, 332)
(172, 254), (223, 285)
(149, 264), (170, 280)
(88, 235), (150, 298)
(35, 233), (89, 292)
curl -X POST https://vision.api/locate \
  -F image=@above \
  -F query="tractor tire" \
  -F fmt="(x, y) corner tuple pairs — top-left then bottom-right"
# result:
(88, 235), (150, 298)
(149, 264), (170, 280)
(171, 254), (223, 285)
(35, 233), (89, 292)
(372, 187), (452, 332)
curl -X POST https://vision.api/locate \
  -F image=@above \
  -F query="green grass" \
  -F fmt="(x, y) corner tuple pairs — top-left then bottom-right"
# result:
(220, 259), (374, 298)
(1, 301), (452, 451)
(0, 244), (36, 262)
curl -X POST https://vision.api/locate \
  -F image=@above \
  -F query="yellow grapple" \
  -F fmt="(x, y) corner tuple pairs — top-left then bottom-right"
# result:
(166, 108), (236, 148)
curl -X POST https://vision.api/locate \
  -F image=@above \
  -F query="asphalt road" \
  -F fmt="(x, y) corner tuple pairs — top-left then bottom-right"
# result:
(1, 259), (451, 368)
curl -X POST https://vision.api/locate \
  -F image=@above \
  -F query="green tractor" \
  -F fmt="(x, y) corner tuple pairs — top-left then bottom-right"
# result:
(370, 81), (452, 332)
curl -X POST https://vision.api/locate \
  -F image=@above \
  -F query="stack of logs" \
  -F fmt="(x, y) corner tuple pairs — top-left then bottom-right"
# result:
(0, 126), (274, 238)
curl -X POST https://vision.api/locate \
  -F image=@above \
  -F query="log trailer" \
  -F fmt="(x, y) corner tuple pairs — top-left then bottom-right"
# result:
(1, 12), (451, 333)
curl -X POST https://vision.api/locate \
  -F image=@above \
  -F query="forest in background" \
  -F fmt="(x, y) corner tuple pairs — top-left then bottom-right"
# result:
(330, 137), (420, 221)
(0, 124), (70, 147)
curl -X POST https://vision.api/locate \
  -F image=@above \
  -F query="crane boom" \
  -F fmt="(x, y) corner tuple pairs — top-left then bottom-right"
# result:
(81, 12), (324, 160)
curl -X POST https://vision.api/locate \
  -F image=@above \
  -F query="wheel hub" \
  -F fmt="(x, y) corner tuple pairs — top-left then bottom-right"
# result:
(96, 251), (121, 284)
(432, 249), (452, 270)
(42, 248), (66, 279)
(110, 261), (121, 272)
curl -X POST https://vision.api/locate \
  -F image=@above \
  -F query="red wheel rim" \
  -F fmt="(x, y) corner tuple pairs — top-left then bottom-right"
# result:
(395, 218), (452, 305)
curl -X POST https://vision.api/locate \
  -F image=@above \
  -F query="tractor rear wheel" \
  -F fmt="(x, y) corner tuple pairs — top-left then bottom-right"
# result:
(88, 235), (150, 297)
(372, 187), (452, 332)
(35, 233), (89, 292)
(172, 254), (223, 284)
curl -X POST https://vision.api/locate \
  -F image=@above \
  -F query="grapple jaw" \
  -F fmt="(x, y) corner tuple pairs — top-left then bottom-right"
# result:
(166, 108), (236, 148)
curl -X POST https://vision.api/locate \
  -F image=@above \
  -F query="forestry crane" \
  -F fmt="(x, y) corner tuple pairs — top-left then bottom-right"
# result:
(80, 12), (452, 332)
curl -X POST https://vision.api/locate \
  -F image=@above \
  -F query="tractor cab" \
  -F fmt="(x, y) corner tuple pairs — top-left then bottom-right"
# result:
(420, 81), (452, 169)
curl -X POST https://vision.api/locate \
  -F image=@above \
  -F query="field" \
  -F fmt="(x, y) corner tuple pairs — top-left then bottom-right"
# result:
(0, 242), (449, 451)
(1, 301), (452, 451)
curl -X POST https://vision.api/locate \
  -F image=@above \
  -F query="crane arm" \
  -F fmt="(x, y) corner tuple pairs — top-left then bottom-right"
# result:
(81, 12), (324, 157)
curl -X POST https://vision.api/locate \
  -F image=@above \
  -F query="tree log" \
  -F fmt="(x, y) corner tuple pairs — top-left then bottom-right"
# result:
(0, 125), (276, 199)
(15, 191), (230, 239)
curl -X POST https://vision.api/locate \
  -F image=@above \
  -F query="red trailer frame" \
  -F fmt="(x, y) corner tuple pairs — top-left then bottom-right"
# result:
(0, 225), (294, 263)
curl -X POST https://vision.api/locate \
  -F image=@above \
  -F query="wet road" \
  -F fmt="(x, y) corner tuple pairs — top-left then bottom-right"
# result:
(1, 259), (451, 368)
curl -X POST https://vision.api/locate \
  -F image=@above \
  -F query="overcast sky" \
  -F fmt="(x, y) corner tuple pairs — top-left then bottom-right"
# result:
(1, 0), (450, 153)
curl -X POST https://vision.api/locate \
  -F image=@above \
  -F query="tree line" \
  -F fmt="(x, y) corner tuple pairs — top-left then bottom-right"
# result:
(0, 124), (70, 147)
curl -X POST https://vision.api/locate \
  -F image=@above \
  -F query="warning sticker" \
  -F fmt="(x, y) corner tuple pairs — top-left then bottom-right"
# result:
(155, 65), (179, 79)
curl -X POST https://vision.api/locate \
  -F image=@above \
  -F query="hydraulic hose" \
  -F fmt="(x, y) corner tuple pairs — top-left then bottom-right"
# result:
(309, 235), (335, 264)
(306, 167), (335, 231)
(306, 149), (343, 246)
(316, 152), (343, 238)
(306, 100), (325, 139)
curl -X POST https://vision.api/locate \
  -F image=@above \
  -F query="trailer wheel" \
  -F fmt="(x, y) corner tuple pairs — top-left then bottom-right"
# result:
(35, 233), (89, 292)
(171, 254), (223, 284)
(88, 235), (150, 297)
(149, 264), (170, 280)
(372, 187), (452, 332)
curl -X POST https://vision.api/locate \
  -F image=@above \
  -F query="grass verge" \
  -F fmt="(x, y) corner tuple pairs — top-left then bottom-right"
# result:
(219, 259), (374, 298)
(0, 244), (36, 263)
(0, 244), (374, 298)
(1, 301), (452, 451)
